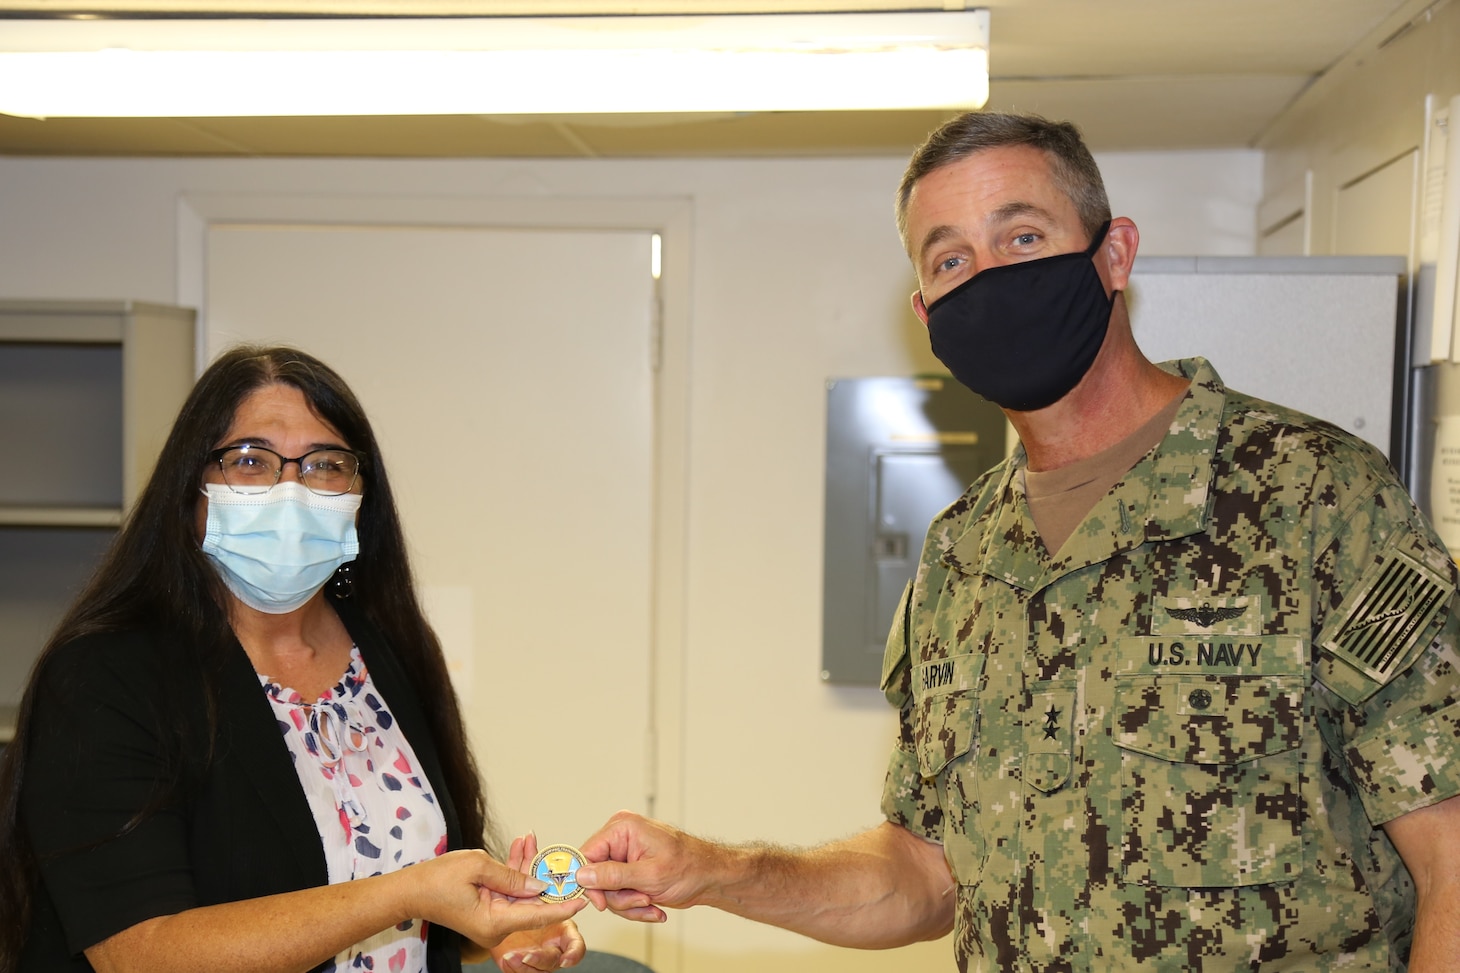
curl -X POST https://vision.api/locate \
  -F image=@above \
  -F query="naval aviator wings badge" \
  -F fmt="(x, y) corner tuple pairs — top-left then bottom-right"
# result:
(531, 843), (587, 902)
(1167, 602), (1246, 628)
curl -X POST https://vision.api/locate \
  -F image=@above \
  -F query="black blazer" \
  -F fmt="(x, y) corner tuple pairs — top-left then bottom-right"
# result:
(20, 601), (465, 972)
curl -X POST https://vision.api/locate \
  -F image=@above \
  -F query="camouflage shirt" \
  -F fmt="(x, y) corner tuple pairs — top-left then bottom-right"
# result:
(880, 358), (1460, 972)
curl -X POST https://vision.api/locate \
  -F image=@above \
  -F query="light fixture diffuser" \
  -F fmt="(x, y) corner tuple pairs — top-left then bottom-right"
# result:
(0, 12), (989, 118)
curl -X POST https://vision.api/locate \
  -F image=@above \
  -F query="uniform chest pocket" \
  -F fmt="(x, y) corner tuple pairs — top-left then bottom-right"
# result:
(1112, 674), (1305, 888)
(910, 651), (984, 778)
(912, 689), (986, 883)
(913, 691), (977, 778)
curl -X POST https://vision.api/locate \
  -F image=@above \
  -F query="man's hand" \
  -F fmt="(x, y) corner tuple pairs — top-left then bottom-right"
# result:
(575, 811), (715, 922)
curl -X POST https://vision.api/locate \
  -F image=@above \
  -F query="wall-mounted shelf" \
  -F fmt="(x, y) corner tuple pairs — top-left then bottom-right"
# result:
(0, 300), (195, 737)
(0, 506), (124, 528)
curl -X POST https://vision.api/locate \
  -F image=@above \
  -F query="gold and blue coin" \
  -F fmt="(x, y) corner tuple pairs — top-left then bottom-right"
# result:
(531, 843), (587, 902)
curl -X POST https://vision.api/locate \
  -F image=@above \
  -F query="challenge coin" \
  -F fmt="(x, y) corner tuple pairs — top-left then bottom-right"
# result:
(531, 843), (587, 902)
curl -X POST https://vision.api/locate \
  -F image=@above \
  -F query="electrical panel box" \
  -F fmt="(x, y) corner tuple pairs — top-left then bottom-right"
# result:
(821, 376), (1006, 685)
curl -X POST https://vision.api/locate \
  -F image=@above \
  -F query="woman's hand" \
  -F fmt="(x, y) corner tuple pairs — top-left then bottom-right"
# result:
(84, 847), (586, 973)
(486, 832), (588, 970)
(404, 848), (587, 951)
(490, 922), (586, 972)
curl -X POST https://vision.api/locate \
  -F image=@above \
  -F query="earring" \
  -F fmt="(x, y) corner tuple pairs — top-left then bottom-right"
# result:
(330, 562), (355, 600)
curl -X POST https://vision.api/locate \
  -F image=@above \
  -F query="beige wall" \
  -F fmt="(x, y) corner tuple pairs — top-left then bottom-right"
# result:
(0, 148), (1259, 972)
(1257, 2), (1460, 511)
(1257, 0), (1460, 260)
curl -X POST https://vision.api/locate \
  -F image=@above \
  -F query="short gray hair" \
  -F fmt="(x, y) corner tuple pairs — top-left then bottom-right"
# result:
(895, 111), (1111, 253)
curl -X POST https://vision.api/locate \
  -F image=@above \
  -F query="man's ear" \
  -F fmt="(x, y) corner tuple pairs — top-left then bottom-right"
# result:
(1102, 217), (1140, 292)
(911, 290), (930, 326)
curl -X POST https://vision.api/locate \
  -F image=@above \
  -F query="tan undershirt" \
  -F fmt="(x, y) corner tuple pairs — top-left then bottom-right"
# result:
(1024, 386), (1188, 556)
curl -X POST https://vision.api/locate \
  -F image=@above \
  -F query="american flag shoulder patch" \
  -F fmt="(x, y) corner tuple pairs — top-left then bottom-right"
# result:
(1323, 544), (1454, 685)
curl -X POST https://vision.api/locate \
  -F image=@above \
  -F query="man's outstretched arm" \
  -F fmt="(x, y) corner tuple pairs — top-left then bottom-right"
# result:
(574, 812), (955, 949)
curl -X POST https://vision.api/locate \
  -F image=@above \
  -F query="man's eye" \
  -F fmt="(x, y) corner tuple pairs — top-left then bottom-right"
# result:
(1013, 233), (1039, 246)
(938, 256), (962, 272)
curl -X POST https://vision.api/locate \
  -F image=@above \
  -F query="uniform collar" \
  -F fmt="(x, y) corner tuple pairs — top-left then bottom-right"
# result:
(944, 357), (1225, 592)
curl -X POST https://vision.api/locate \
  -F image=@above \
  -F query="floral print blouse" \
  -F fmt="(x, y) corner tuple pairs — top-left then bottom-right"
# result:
(261, 646), (448, 973)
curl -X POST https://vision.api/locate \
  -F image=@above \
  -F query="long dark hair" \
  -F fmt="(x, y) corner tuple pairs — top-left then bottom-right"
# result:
(0, 345), (491, 969)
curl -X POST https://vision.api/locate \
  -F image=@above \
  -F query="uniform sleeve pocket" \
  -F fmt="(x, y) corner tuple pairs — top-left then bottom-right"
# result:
(880, 581), (914, 707)
(1112, 674), (1305, 887)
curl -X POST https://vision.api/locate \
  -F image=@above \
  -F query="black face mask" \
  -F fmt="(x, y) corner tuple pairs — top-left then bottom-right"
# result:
(924, 221), (1114, 412)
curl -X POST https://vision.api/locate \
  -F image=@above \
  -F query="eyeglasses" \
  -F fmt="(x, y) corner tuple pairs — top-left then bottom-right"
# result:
(207, 444), (363, 496)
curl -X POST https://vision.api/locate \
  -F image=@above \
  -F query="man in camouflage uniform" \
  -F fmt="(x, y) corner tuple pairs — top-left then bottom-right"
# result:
(576, 112), (1460, 971)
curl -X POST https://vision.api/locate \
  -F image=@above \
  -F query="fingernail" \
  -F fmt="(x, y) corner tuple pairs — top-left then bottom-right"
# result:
(524, 877), (546, 893)
(574, 866), (595, 885)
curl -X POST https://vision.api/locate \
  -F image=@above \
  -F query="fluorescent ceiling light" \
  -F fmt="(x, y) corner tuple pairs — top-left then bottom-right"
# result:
(0, 12), (989, 118)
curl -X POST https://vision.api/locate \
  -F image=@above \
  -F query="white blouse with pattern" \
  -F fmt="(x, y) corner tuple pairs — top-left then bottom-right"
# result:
(261, 645), (448, 973)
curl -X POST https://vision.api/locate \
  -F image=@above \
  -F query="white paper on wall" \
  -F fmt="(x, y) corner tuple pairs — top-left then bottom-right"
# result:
(1436, 95), (1460, 361)
(1428, 415), (1460, 556)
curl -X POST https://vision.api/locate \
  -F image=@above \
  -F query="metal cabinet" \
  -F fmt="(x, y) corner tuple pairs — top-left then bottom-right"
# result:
(0, 300), (194, 742)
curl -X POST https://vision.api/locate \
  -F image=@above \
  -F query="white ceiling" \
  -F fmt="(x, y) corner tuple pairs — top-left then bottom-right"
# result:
(0, 0), (1437, 157)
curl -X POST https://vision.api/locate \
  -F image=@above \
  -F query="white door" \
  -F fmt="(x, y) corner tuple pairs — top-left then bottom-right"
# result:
(205, 222), (657, 959)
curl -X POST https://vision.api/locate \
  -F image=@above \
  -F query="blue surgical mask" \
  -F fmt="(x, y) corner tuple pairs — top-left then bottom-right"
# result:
(201, 481), (361, 614)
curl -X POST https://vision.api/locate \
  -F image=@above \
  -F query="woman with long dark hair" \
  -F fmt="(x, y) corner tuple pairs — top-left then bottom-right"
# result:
(0, 346), (584, 972)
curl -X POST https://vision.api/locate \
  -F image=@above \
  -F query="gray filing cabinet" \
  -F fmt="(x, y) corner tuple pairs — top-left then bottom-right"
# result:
(0, 301), (195, 741)
(822, 376), (1006, 685)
